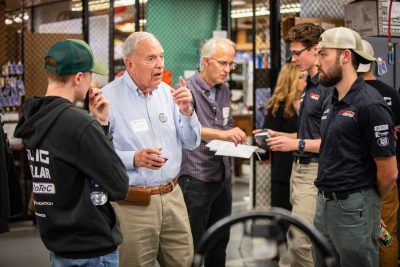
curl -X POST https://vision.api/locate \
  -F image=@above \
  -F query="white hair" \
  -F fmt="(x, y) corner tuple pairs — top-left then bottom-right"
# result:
(199, 37), (236, 70)
(123, 31), (160, 60)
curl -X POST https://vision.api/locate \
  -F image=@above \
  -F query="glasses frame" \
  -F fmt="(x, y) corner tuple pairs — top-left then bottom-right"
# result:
(209, 57), (237, 70)
(289, 46), (310, 58)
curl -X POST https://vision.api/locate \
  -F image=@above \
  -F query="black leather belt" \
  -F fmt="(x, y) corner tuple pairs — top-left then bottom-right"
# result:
(319, 188), (362, 201)
(294, 156), (319, 164)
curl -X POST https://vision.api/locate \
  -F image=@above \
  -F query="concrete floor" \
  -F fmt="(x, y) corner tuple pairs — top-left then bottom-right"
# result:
(0, 180), (275, 267)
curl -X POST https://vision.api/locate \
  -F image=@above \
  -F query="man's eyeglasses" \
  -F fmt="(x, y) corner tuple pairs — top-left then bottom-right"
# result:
(210, 57), (237, 70)
(289, 47), (310, 58)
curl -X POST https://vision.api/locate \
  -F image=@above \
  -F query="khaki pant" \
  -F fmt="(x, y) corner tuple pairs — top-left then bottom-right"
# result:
(113, 184), (193, 267)
(285, 161), (318, 267)
(379, 184), (399, 267)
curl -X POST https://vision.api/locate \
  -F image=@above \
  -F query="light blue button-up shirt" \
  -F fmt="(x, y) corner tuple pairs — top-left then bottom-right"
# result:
(102, 71), (201, 186)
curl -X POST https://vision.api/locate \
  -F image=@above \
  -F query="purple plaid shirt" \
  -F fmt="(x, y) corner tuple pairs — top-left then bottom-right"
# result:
(180, 72), (233, 182)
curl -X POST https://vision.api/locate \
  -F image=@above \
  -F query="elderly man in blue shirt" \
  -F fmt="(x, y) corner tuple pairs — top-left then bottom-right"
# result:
(102, 31), (201, 267)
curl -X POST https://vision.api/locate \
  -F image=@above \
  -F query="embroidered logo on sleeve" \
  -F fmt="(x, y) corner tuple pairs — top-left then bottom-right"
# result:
(377, 137), (389, 146)
(374, 124), (389, 131)
(374, 124), (389, 147)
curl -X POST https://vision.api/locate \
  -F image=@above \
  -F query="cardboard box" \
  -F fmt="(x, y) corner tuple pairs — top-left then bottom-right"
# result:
(344, 0), (400, 37)
(235, 29), (269, 51)
(282, 17), (344, 38)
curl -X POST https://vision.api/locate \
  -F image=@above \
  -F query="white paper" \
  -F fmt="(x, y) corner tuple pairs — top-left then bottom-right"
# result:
(206, 140), (265, 159)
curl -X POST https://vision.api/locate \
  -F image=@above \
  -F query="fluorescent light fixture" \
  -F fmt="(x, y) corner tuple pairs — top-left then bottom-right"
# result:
(231, 3), (301, 18)
(71, 0), (147, 12)
(116, 19), (146, 32)
(232, 0), (246, 6)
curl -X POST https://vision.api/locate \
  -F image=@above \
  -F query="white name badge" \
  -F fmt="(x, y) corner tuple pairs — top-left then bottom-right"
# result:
(222, 107), (230, 118)
(131, 119), (149, 133)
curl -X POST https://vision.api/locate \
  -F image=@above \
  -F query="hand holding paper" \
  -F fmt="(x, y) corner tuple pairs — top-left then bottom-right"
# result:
(206, 140), (265, 159)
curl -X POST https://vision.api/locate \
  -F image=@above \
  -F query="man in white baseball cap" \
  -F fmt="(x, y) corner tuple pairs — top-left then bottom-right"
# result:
(358, 39), (400, 267)
(314, 27), (398, 266)
(357, 39), (375, 73)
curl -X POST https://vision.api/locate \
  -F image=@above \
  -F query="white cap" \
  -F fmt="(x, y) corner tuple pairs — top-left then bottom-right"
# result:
(357, 40), (375, 73)
(318, 27), (376, 63)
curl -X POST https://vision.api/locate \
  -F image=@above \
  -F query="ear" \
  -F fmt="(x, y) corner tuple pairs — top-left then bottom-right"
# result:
(342, 49), (352, 64)
(311, 44), (318, 51)
(310, 44), (319, 57)
(202, 56), (210, 68)
(73, 72), (83, 85)
(124, 57), (134, 69)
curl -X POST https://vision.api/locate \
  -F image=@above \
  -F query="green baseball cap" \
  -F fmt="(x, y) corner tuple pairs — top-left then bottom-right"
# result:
(45, 39), (108, 75)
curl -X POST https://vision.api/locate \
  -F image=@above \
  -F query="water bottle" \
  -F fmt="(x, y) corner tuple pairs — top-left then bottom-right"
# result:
(90, 180), (108, 206)
(379, 225), (392, 247)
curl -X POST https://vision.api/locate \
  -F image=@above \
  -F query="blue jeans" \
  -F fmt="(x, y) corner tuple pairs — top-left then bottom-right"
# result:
(50, 250), (118, 267)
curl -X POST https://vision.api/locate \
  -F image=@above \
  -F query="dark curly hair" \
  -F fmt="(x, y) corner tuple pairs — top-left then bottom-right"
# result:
(284, 23), (324, 48)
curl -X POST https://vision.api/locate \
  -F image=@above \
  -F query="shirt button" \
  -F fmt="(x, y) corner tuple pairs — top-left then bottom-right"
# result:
(215, 118), (218, 121)
(213, 107), (216, 110)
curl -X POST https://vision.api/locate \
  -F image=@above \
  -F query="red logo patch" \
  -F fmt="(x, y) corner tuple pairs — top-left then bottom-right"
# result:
(337, 109), (355, 117)
(309, 92), (320, 100)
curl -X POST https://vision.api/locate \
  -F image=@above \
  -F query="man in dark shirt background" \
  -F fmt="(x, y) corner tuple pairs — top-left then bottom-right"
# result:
(358, 39), (400, 267)
(179, 37), (246, 267)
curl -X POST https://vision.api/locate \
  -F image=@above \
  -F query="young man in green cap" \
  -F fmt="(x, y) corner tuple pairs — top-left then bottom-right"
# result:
(14, 39), (129, 267)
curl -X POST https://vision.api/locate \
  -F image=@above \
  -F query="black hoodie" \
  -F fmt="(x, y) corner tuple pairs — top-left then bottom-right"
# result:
(14, 96), (129, 259)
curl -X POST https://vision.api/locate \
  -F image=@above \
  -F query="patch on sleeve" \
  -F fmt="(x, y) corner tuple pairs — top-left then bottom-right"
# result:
(374, 124), (389, 147)
(374, 124), (389, 131)
(377, 137), (389, 147)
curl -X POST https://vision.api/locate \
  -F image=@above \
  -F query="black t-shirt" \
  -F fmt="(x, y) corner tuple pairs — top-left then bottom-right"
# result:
(315, 77), (396, 192)
(264, 103), (298, 183)
(366, 79), (400, 157)
(294, 74), (332, 159)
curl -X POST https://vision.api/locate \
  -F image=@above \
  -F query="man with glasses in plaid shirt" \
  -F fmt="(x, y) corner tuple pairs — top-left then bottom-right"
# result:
(179, 37), (246, 267)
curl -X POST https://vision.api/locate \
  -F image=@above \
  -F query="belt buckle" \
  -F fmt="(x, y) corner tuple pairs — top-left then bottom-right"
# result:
(159, 184), (167, 195)
(159, 180), (174, 195)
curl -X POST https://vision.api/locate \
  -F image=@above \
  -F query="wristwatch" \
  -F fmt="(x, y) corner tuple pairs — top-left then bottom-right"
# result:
(298, 139), (305, 152)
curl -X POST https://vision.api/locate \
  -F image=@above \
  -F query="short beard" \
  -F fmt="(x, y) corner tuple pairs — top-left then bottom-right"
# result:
(319, 55), (343, 87)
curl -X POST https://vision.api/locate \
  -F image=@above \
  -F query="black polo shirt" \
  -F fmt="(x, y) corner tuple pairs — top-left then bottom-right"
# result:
(293, 74), (332, 159)
(315, 77), (395, 192)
